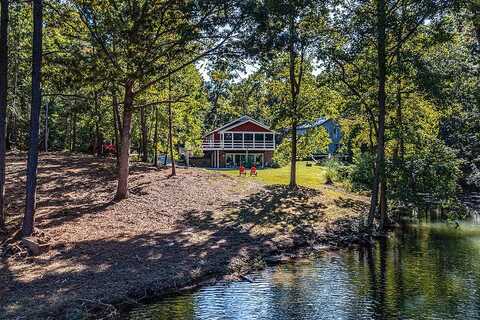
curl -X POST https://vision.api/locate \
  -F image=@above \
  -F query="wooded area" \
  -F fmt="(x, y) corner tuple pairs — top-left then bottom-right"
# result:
(0, 0), (478, 237)
(0, 1), (479, 318)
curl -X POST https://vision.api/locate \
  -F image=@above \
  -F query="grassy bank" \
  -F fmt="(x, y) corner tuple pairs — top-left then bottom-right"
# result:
(213, 161), (327, 189)
(1, 153), (367, 319)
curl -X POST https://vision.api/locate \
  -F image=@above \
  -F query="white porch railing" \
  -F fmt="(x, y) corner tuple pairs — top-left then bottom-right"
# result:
(202, 140), (275, 150)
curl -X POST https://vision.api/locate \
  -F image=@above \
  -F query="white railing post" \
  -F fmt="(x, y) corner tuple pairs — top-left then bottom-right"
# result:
(242, 133), (244, 149)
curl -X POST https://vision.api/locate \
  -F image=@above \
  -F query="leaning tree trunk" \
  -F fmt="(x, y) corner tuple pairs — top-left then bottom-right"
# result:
(167, 75), (176, 176)
(367, 0), (387, 233)
(114, 80), (134, 200)
(0, 0), (8, 229)
(22, 0), (43, 237)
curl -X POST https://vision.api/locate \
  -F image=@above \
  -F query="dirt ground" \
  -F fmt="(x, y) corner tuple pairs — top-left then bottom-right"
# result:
(0, 153), (368, 319)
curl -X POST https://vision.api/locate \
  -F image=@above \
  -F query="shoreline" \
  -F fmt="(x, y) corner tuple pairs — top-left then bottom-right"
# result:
(84, 232), (366, 319)
(1, 153), (369, 319)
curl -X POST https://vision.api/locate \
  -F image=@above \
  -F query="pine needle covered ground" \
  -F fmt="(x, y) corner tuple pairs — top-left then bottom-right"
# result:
(0, 153), (368, 319)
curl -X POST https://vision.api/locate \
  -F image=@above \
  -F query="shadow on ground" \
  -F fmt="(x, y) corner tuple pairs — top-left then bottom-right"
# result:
(1, 153), (360, 319)
(2, 152), (162, 233)
(2, 195), (329, 317)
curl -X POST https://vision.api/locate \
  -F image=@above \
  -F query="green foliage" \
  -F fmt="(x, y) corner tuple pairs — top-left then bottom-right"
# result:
(273, 126), (329, 166)
(388, 140), (461, 204)
(2, 0), (477, 206)
(349, 153), (375, 191)
(418, 14), (480, 191)
(322, 159), (349, 185)
(347, 140), (461, 203)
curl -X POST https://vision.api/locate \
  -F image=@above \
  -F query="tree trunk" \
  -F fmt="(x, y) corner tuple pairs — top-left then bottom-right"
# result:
(114, 80), (134, 200)
(394, 7), (405, 163)
(395, 78), (404, 162)
(397, 49), (404, 162)
(288, 14), (298, 188)
(379, 180), (387, 230)
(93, 91), (103, 157)
(140, 105), (148, 162)
(0, 0), (8, 229)
(111, 88), (121, 166)
(290, 120), (297, 188)
(7, 0), (18, 151)
(22, 0), (43, 237)
(167, 75), (176, 176)
(367, 0), (387, 233)
(71, 111), (77, 152)
(44, 102), (48, 152)
(153, 105), (159, 167)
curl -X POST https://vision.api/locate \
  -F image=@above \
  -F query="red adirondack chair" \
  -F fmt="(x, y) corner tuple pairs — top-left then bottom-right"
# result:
(239, 164), (246, 176)
(250, 164), (257, 176)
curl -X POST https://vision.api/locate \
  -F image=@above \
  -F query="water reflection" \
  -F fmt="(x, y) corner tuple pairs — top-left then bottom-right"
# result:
(128, 221), (480, 320)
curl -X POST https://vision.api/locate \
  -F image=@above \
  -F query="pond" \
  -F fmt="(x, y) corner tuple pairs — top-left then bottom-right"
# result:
(127, 219), (480, 320)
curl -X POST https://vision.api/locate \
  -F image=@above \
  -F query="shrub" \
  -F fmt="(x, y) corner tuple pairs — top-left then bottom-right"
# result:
(349, 152), (375, 191)
(323, 158), (350, 185)
(388, 140), (461, 204)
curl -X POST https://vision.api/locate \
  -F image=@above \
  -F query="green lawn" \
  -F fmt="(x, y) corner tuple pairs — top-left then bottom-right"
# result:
(214, 161), (327, 189)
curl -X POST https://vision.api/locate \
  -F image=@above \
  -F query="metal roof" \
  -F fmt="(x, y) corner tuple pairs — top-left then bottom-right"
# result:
(297, 118), (329, 130)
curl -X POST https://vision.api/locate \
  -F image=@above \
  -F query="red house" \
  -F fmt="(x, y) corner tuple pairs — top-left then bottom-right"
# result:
(203, 116), (276, 168)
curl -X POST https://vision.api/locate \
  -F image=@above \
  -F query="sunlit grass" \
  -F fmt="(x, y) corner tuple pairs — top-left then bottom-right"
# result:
(213, 161), (327, 189)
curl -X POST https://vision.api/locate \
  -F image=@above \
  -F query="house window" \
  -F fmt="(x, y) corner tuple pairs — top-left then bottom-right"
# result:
(255, 133), (264, 142)
(244, 133), (253, 147)
(224, 133), (233, 148)
(265, 133), (273, 141)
